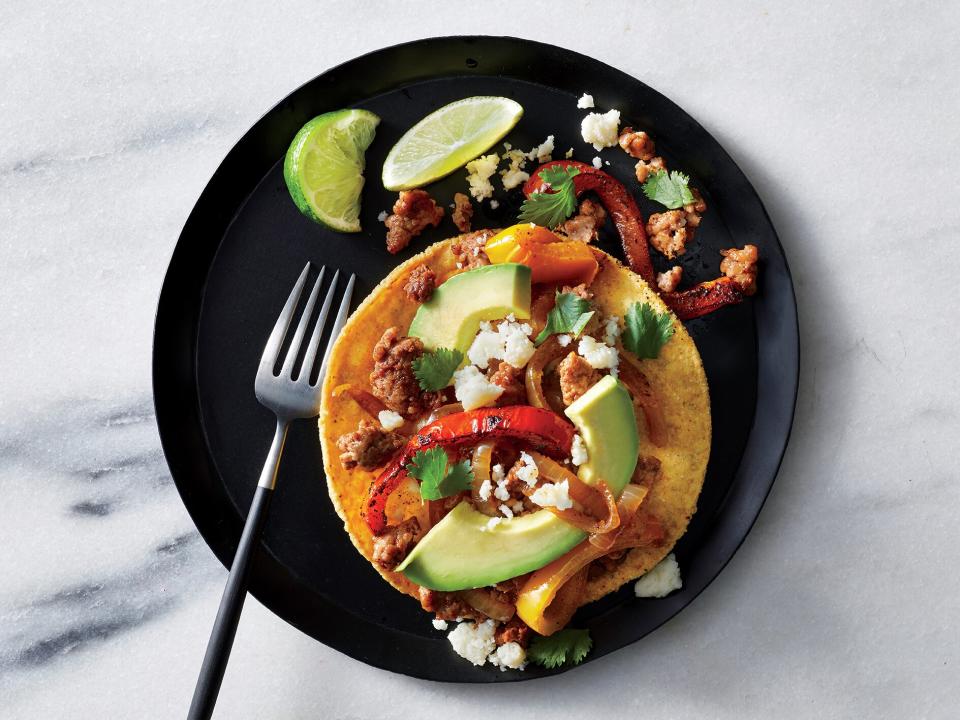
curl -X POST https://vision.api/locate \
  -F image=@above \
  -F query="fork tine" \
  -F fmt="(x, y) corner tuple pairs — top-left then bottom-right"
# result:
(317, 273), (355, 384)
(260, 262), (311, 371)
(279, 266), (326, 378)
(299, 270), (340, 381)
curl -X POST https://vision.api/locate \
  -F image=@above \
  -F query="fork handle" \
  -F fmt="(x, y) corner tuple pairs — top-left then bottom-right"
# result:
(187, 421), (288, 720)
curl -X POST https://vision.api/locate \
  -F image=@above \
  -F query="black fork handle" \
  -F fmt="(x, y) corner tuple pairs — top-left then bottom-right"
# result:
(187, 484), (273, 720)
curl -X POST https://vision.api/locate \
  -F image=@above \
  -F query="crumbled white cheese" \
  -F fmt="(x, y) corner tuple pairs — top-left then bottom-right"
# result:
(453, 365), (504, 410)
(465, 153), (500, 200)
(570, 433), (588, 466)
(484, 516), (503, 531)
(490, 199), (500, 209)
(592, 156), (603, 169)
(501, 168), (530, 190)
(605, 160), (611, 166)
(578, 335), (620, 375)
(500, 149), (530, 190)
(489, 642), (527, 671)
(432, 618), (449, 630)
(557, 334), (572, 347)
(499, 503), (514, 518)
(577, 93), (595, 109)
(511, 500), (524, 513)
(491, 463), (505, 483)
(581, 109), (621, 151)
(377, 410), (405, 431)
(602, 315), (622, 347)
(377, 210), (389, 222)
(515, 451), (539, 487)
(564, 147), (574, 159)
(467, 318), (535, 369)
(448, 620), (497, 665)
(526, 135), (555, 163)
(503, 142), (512, 151)
(478, 478), (493, 502)
(634, 553), (683, 598)
(494, 479), (511, 502)
(530, 480), (573, 510)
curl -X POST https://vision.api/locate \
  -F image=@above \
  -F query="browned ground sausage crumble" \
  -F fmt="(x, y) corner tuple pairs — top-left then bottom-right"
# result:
(369, 327), (443, 417)
(560, 198), (607, 243)
(557, 351), (601, 406)
(656, 265), (683, 292)
(385, 189), (444, 254)
(720, 244), (759, 295)
(372, 516), (422, 570)
(403, 263), (437, 302)
(451, 192), (474, 233)
(336, 419), (405, 470)
(450, 229), (495, 269)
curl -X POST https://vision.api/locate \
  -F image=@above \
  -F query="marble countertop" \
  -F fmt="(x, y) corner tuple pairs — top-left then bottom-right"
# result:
(2, 2), (958, 718)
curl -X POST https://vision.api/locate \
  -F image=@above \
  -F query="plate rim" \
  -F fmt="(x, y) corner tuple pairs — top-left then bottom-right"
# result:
(152, 34), (799, 682)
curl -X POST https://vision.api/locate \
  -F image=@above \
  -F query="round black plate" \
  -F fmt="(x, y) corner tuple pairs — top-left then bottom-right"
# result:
(153, 36), (798, 682)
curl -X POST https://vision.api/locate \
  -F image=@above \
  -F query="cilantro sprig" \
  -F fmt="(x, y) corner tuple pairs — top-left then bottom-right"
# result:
(406, 447), (474, 501)
(527, 629), (593, 669)
(641, 169), (695, 209)
(518, 165), (581, 228)
(622, 302), (674, 359)
(412, 347), (463, 391)
(534, 291), (595, 345)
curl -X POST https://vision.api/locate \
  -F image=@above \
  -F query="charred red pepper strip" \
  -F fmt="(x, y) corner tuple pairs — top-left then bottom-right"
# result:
(662, 277), (747, 320)
(364, 406), (575, 535)
(524, 160), (655, 285)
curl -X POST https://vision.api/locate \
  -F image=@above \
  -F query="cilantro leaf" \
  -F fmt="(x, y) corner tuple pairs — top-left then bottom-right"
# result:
(406, 447), (474, 501)
(517, 165), (580, 228)
(622, 302), (674, 359)
(641, 170), (695, 209)
(412, 347), (463, 391)
(527, 629), (593, 669)
(534, 291), (595, 345)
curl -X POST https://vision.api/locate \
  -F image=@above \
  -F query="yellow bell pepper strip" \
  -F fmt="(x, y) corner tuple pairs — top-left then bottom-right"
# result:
(484, 223), (600, 286)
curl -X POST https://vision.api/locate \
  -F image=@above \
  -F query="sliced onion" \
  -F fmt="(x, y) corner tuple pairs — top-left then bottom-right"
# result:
(332, 383), (388, 419)
(417, 402), (464, 429)
(524, 337), (568, 410)
(525, 452), (620, 535)
(617, 358), (668, 447)
(469, 442), (499, 515)
(589, 483), (648, 550)
(461, 588), (516, 622)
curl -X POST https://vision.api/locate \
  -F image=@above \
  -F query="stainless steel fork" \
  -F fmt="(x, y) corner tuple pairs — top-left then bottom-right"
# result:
(188, 262), (354, 720)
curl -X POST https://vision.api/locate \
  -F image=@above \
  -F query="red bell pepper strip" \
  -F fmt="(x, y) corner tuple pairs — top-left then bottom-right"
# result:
(364, 406), (576, 535)
(661, 276), (747, 320)
(524, 160), (655, 285)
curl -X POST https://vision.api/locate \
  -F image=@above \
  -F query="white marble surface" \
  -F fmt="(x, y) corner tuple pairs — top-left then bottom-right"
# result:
(1, 1), (958, 717)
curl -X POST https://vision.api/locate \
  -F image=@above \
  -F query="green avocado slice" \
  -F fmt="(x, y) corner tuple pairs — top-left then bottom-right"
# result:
(397, 376), (638, 591)
(407, 263), (531, 353)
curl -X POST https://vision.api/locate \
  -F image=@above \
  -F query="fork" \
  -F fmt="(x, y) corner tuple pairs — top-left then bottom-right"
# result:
(187, 262), (355, 720)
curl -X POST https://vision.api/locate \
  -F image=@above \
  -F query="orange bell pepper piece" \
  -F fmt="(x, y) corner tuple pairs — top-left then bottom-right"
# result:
(484, 223), (600, 286)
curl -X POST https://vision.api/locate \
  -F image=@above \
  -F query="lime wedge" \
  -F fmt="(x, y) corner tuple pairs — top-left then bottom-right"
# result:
(283, 109), (380, 232)
(382, 96), (523, 191)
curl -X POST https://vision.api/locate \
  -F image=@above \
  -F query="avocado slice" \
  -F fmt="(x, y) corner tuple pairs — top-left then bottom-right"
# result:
(397, 376), (639, 590)
(407, 263), (532, 353)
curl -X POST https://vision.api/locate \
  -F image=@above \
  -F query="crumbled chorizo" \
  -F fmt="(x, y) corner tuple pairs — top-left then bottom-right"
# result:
(384, 189), (444, 254)
(560, 283), (594, 300)
(646, 211), (691, 259)
(618, 127), (657, 160)
(450, 229), (495, 269)
(560, 198), (607, 243)
(720, 244), (759, 296)
(451, 192), (473, 233)
(372, 516), (421, 570)
(336, 419), (404, 470)
(634, 156), (667, 184)
(369, 327), (443, 417)
(488, 360), (526, 406)
(656, 265), (683, 293)
(557, 351), (601, 406)
(403, 264), (436, 303)
(419, 587), (486, 622)
(494, 616), (532, 647)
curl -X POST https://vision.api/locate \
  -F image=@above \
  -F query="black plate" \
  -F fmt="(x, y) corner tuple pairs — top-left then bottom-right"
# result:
(153, 36), (798, 682)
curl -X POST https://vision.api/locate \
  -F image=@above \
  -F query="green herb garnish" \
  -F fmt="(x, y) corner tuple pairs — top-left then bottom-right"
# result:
(406, 447), (474, 501)
(622, 302), (674, 359)
(517, 165), (581, 228)
(641, 169), (695, 209)
(412, 347), (463, 391)
(527, 629), (593, 669)
(534, 291), (595, 345)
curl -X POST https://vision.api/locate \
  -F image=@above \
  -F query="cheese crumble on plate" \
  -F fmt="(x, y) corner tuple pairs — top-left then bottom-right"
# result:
(577, 93), (595, 109)
(465, 153), (500, 200)
(377, 410), (404, 431)
(634, 553), (683, 598)
(530, 479), (573, 510)
(581, 109), (621, 150)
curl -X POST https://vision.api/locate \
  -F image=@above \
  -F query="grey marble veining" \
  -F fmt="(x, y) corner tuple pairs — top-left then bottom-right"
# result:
(2, 1), (959, 718)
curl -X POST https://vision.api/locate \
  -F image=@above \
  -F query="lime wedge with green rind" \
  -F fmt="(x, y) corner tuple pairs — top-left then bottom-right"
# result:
(382, 96), (523, 191)
(284, 109), (380, 232)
